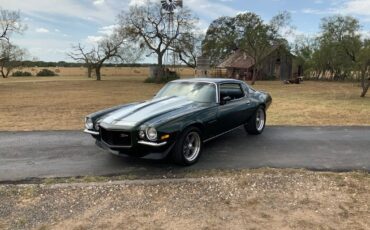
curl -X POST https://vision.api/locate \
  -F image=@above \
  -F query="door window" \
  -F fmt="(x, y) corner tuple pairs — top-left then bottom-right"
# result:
(220, 83), (245, 101)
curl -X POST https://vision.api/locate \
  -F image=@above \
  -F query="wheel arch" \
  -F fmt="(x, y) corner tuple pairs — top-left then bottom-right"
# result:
(181, 122), (205, 137)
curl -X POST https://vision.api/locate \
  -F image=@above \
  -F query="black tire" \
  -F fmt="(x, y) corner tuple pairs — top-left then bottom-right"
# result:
(245, 106), (266, 135)
(171, 127), (203, 166)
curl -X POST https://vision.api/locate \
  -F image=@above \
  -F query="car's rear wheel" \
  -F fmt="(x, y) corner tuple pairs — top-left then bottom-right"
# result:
(245, 106), (266, 135)
(172, 127), (203, 166)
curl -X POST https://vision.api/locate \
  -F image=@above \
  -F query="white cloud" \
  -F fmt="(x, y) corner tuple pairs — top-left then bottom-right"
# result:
(13, 37), (75, 61)
(0, 0), (120, 24)
(129, 0), (238, 19)
(93, 0), (105, 5)
(98, 24), (119, 35)
(186, 0), (238, 20)
(35, 27), (49, 33)
(303, 0), (370, 17)
(129, 0), (156, 7)
(85, 35), (104, 45)
(340, 0), (370, 16)
(302, 8), (334, 15)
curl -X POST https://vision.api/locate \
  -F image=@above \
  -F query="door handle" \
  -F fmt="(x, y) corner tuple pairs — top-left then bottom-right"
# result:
(246, 100), (251, 104)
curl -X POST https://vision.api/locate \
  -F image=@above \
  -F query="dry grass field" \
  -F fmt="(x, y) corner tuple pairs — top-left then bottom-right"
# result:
(0, 74), (369, 131)
(12, 66), (196, 77)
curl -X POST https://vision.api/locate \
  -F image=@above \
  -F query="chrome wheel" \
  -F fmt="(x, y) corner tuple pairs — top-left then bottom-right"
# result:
(256, 108), (265, 132)
(183, 132), (201, 162)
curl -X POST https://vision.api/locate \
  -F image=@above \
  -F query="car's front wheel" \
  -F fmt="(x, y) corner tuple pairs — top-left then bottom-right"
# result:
(172, 127), (203, 166)
(245, 106), (266, 135)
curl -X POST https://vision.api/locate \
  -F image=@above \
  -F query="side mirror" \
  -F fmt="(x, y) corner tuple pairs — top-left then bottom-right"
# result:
(221, 96), (232, 105)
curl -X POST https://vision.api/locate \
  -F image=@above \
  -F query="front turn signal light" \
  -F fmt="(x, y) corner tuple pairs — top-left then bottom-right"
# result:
(161, 134), (170, 140)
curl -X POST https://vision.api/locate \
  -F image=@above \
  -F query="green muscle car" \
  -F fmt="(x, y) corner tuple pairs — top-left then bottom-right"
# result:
(84, 78), (272, 165)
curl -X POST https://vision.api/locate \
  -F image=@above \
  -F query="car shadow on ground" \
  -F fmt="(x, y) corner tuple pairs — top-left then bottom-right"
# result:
(105, 127), (255, 172)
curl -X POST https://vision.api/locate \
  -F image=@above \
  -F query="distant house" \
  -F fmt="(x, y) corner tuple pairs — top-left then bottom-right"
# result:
(217, 45), (303, 81)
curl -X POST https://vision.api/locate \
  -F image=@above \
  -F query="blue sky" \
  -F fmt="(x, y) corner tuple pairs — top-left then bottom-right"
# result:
(1, 0), (370, 62)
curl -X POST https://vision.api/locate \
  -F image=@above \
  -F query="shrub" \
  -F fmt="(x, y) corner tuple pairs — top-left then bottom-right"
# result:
(145, 68), (180, 83)
(12, 71), (33, 77)
(36, 69), (58, 77)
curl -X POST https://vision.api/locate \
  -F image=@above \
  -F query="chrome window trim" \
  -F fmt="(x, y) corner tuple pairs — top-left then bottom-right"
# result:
(219, 82), (246, 103)
(171, 80), (219, 104)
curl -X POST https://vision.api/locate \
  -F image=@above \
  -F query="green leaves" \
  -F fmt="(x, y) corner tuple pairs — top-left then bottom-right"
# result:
(202, 12), (291, 69)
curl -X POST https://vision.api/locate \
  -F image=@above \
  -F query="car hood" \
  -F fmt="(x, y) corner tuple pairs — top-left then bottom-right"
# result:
(100, 96), (204, 129)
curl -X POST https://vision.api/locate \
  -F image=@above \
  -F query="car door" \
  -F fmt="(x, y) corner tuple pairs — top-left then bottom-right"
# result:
(217, 83), (250, 133)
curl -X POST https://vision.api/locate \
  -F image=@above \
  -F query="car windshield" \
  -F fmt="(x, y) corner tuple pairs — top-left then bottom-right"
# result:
(155, 82), (217, 103)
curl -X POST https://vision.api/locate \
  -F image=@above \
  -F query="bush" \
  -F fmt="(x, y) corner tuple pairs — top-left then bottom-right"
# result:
(36, 69), (58, 77)
(145, 68), (180, 83)
(12, 71), (33, 77)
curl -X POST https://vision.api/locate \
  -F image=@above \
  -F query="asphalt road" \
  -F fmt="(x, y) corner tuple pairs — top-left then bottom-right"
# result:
(0, 126), (369, 182)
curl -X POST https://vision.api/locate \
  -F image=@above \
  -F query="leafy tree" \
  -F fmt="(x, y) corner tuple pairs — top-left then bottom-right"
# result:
(202, 16), (238, 67)
(235, 13), (276, 85)
(203, 12), (291, 85)
(357, 40), (370, 97)
(292, 35), (316, 75)
(316, 15), (362, 80)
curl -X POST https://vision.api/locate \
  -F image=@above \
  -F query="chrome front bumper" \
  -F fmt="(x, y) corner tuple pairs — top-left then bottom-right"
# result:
(84, 129), (99, 135)
(84, 129), (167, 147)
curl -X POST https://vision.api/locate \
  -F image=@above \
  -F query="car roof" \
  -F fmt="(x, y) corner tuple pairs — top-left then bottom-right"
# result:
(172, 78), (244, 84)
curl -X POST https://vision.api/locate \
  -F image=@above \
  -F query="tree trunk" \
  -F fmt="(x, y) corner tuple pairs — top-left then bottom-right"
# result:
(157, 53), (163, 67)
(95, 66), (101, 81)
(87, 66), (92, 78)
(251, 67), (257, 85)
(154, 53), (165, 82)
(360, 72), (370, 97)
(4, 67), (11, 78)
(0, 66), (7, 78)
(361, 83), (369, 97)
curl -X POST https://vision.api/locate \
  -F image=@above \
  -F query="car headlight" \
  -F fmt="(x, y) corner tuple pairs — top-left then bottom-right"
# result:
(85, 118), (93, 130)
(146, 127), (157, 141)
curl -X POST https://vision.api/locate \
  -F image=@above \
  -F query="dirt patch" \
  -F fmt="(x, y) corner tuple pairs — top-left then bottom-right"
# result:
(0, 169), (368, 229)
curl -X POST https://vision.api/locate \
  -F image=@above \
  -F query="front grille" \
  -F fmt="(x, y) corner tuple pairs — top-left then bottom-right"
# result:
(100, 128), (132, 147)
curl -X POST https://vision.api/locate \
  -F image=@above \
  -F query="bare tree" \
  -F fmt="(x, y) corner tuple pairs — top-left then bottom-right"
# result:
(0, 41), (26, 78)
(69, 34), (142, 81)
(118, 1), (197, 68)
(0, 8), (26, 42)
(0, 8), (27, 77)
(172, 31), (203, 68)
(68, 43), (94, 78)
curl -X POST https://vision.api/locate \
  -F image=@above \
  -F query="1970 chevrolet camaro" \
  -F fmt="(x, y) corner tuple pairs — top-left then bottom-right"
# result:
(84, 78), (272, 165)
